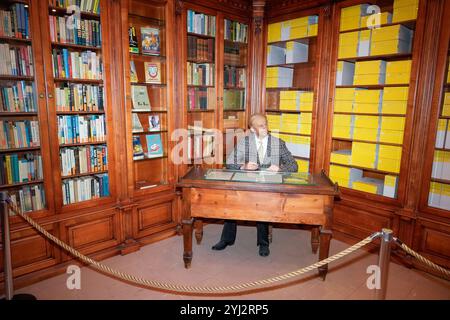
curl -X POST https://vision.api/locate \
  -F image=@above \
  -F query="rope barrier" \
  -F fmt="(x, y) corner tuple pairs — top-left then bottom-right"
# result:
(5, 198), (450, 295)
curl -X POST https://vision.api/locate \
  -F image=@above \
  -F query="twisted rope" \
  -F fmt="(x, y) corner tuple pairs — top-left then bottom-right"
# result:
(8, 201), (377, 295)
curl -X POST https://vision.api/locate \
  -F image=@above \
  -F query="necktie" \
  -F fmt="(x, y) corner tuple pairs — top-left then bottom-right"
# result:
(257, 140), (264, 164)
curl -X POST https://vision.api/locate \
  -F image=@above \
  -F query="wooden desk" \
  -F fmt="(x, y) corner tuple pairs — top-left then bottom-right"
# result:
(177, 167), (340, 280)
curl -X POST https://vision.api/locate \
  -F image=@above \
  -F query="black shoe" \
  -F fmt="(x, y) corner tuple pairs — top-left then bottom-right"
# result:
(259, 245), (270, 257)
(212, 240), (233, 251)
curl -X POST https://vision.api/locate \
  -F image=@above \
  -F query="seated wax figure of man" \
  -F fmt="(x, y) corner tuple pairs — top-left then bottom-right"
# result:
(211, 113), (298, 257)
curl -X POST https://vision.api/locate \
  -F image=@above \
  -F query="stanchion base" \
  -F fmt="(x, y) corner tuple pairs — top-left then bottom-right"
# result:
(2, 293), (37, 300)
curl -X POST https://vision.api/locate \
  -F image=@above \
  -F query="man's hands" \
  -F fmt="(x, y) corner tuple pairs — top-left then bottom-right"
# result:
(267, 164), (280, 172)
(241, 162), (259, 170)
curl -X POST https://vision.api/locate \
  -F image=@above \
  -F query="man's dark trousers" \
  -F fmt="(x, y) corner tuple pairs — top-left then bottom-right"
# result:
(220, 220), (269, 246)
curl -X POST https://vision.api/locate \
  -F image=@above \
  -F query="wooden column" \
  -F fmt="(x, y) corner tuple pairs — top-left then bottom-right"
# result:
(250, 0), (266, 115)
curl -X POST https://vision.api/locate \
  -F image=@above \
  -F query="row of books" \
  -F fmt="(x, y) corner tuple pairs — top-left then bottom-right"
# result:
(0, 3), (30, 39)
(223, 90), (245, 110)
(49, 15), (102, 47)
(224, 19), (248, 43)
(55, 83), (103, 112)
(0, 43), (34, 76)
(224, 66), (246, 88)
(187, 87), (216, 110)
(187, 62), (215, 86)
(133, 134), (164, 160)
(0, 81), (36, 112)
(0, 120), (40, 149)
(52, 49), (102, 79)
(224, 45), (246, 66)
(0, 153), (43, 185)
(51, 0), (101, 14)
(57, 115), (106, 144)
(62, 173), (109, 205)
(187, 36), (214, 62)
(9, 184), (46, 214)
(60, 145), (107, 176)
(187, 10), (216, 36)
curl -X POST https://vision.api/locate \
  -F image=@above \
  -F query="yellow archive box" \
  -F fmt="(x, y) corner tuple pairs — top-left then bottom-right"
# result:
(352, 178), (383, 194)
(331, 149), (352, 165)
(381, 116), (405, 131)
(330, 164), (361, 179)
(371, 25), (413, 42)
(308, 23), (318, 36)
(334, 114), (354, 127)
(354, 115), (380, 129)
(300, 113), (312, 124)
(353, 127), (379, 141)
(354, 103), (381, 114)
(355, 89), (383, 103)
(442, 93), (450, 117)
(339, 31), (360, 46)
(371, 39), (412, 56)
(361, 12), (393, 28)
(290, 26), (308, 39)
(268, 22), (282, 42)
(354, 60), (387, 76)
(300, 124), (312, 135)
(379, 144), (402, 160)
(378, 158), (401, 173)
(385, 60), (412, 84)
(393, 0), (419, 23)
(332, 126), (353, 139)
(379, 129), (404, 144)
(330, 176), (351, 188)
(340, 4), (370, 31)
(383, 87), (409, 101)
(267, 114), (281, 128)
(279, 100), (297, 111)
(339, 45), (359, 59)
(334, 100), (354, 113)
(381, 101), (407, 115)
(296, 159), (309, 172)
(335, 88), (357, 101)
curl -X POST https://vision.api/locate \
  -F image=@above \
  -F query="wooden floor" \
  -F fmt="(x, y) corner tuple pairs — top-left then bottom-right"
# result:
(16, 224), (450, 300)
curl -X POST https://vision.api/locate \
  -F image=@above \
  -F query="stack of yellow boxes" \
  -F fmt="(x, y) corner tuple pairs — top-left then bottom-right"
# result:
(299, 112), (312, 135)
(338, 31), (360, 59)
(267, 45), (286, 66)
(379, 116), (405, 144)
(361, 12), (392, 29)
(332, 114), (354, 139)
(353, 115), (380, 143)
(354, 89), (383, 114)
(432, 150), (444, 179)
(285, 41), (309, 63)
(377, 144), (402, 173)
(280, 16), (319, 40)
(383, 175), (398, 198)
(266, 66), (293, 88)
(443, 92), (450, 117)
(267, 114), (281, 131)
(351, 141), (379, 168)
(281, 113), (301, 134)
(435, 119), (447, 148)
(279, 91), (314, 111)
(382, 87), (409, 115)
(354, 60), (386, 85)
(283, 134), (310, 158)
(336, 61), (355, 85)
(296, 159), (309, 173)
(385, 60), (412, 85)
(429, 182), (450, 210)
(330, 149), (352, 165)
(340, 4), (370, 31)
(392, 0), (419, 23)
(334, 88), (356, 113)
(352, 177), (384, 195)
(329, 164), (363, 188)
(445, 118), (450, 149)
(268, 22), (282, 43)
(371, 24), (413, 56)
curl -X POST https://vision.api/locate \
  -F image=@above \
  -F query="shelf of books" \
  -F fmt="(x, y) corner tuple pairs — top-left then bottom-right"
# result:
(45, 0), (111, 207)
(265, 14), (319, 174)
(185, 8), (217, 164)
(126, 0), (170, 191)
(427, 46), (450, 211)
(0, 0), (50, 216)
(328, 0), (420, 199)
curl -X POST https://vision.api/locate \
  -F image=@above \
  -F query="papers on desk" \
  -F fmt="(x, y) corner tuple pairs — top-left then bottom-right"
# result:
(232, 171), (283, 184)
(204, 170), (235, 181)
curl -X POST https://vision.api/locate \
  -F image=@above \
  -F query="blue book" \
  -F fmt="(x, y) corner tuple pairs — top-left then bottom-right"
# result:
(145, 134), (163, 158)
(62, 49), (70, 78)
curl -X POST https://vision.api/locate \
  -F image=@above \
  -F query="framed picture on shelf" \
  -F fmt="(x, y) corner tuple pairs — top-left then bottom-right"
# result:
(148, 115), (160, 131)
(144, 62), (161, 83)
(141, 27), (160, 56)
(146, 134), (163, 158)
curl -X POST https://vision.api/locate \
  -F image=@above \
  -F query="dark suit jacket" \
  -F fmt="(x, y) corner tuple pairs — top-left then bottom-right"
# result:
(226, 133), (298, 172)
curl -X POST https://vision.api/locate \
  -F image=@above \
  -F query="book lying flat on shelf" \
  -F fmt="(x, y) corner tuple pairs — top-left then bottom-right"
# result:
(133, 136), (145, 160)
(145, 62), (161, 83)
(131, 86), (151, 110)
(141, 27), (160, 56)
(146, 134), (163, 158)
(130, 61), (138, 83)
(132, 113), (144, 132)
(129, 26), (139, 54)
(148, 115), (160, 131)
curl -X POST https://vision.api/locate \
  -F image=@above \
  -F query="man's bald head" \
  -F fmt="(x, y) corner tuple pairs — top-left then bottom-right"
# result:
(249, 113), (269, 138)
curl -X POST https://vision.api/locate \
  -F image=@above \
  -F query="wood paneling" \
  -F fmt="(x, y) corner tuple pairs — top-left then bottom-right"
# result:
(413, 218), (450, 268)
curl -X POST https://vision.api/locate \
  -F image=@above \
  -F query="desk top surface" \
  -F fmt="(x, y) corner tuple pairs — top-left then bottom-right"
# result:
(178, 167), (339, 196)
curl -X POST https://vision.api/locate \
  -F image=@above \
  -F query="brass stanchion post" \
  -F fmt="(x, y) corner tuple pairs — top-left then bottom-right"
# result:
(375, 228), (393, 300)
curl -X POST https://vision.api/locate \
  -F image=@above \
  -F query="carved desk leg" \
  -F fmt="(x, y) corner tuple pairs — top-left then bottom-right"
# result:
(318, 228), (332, 280)
(194, 219), (203, 244)
(311, 226), (320, 254)
(182, 218), (193, 269)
